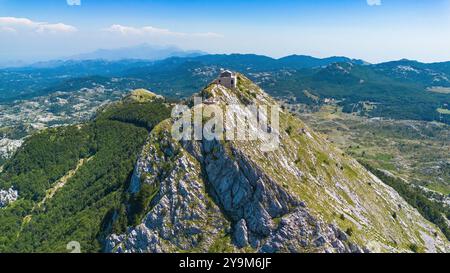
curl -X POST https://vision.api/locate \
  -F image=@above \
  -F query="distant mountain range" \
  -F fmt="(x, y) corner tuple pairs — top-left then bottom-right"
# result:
(65, 44), (207, 61)
(0, 53), (449, 124)
(0, 44), (206, 68)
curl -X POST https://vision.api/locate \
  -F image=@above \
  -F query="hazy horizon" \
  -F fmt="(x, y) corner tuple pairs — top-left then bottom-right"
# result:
(3, 43), (450, 68)
(1, 0), (450, 64)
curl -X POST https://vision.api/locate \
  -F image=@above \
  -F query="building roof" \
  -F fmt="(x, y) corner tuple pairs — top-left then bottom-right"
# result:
(220, 70), (234, 77)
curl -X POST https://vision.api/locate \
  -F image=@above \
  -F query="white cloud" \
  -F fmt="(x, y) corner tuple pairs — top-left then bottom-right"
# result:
(0, 17), (77, 33)
(0, 17), (36, 27)
(67, 0), (81, 5)
(37, 23), (77, 33)
(104, 24), (222, 38)
(367, 0), (382, 6)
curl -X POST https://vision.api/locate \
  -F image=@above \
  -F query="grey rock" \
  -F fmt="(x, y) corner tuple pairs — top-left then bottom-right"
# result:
(315, 235), (327, 247)
(0, 187), (18, 208)
(349, 243), (363, 253)
(336, 229), (348, 241)
(233, 219), (249, 248)
(331, 240), (347, 253)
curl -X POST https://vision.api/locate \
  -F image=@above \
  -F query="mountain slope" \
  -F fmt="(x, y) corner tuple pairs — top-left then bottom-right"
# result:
(106, 74), (449, 253)
(374, 59), (450, 87)
(277, 55), (367, 69)
(0, 90), (172, 252)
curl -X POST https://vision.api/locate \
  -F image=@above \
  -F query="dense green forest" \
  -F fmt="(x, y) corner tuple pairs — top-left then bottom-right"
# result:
(0, 97), (171, 252)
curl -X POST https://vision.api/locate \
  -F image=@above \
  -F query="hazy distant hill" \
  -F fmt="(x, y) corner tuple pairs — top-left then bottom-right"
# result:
(0, 59), (153, 102)
(277, 55), (368, 68)
(67, 44), (206, 61)
(117, 55), (449, 123)
(0, 53), (448, 123)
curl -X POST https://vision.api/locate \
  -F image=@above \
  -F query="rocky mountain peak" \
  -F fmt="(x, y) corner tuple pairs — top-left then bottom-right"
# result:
(105, 74), (449, 253)
(199, 73), (274, 106)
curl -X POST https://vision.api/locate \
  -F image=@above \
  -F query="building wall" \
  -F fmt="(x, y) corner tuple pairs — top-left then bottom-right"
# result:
(218, 75), (237, 89)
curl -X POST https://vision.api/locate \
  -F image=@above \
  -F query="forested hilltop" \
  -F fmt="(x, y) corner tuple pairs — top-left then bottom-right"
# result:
(0, 90), (171, 252)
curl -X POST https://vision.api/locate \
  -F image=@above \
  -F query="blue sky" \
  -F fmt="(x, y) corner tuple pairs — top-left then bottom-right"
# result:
(1, 0), (450, 63)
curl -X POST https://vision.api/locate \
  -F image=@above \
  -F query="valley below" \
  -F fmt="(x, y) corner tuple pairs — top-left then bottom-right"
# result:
(292, 104), (450, 197)
(0, 85), (126, 164)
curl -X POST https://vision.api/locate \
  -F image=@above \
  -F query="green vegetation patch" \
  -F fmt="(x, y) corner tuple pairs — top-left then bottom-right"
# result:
(97, 99), (171, 130)
(128, 182), (161, 226)
(0, 97), (172, 252)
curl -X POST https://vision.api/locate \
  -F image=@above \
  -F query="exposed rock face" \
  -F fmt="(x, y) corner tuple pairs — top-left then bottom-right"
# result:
(260, 208), (368, 253)
(0, 187), (18, 208)
(185, 139), (300, 243)
(106, 126), (355, 253)
(233, 219), (249, 248)
(0, 138), (23, 162)
(105, 121), (229, 253)
(106, 74), (449, 253)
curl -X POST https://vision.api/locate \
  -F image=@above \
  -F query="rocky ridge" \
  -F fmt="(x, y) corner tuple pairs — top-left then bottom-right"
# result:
(106, 74), (449, 253)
